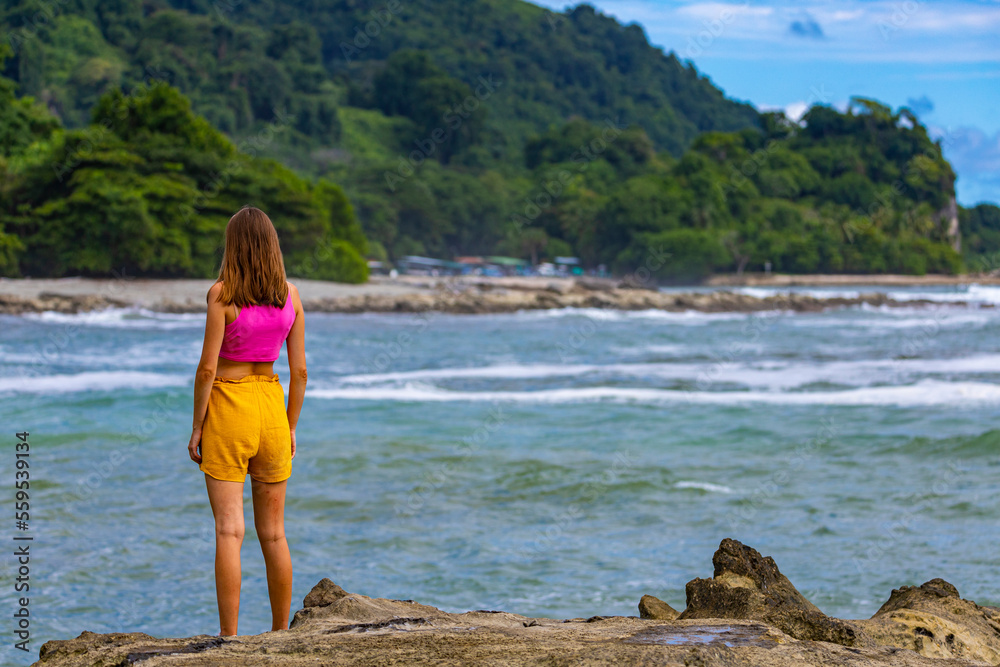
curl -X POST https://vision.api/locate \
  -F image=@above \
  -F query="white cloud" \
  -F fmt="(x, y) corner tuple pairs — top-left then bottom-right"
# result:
(784, 100), (809, 121)
(942, 127), (1000, 171)
(675, 2), (774, 20)
(571, 0), (1000, 64)
(829, 10), (865, 22)
(933, 125), (1000, 205)
(900, 7), (1000, 32)
(758, 97), (849, 121)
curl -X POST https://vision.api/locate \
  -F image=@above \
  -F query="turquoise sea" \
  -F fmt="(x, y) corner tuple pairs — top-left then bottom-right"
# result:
(2, 284), (1000, 656)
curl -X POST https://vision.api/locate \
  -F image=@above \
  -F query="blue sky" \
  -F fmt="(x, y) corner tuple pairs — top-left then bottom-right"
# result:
(533, 0), (1000, 206)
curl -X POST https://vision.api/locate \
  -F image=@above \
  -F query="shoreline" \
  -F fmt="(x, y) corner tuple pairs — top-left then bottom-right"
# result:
(0, 274), (995, 316)
(705, 272), (1000, 287)
(32, 539), (1000, 666)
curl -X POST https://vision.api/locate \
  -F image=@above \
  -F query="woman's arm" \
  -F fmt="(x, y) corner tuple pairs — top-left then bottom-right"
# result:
(189, 282), (227, 463)
(285, 283), (307, 458)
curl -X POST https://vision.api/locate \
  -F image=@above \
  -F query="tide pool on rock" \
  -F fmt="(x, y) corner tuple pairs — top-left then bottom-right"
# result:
(1, 287), (999, 661)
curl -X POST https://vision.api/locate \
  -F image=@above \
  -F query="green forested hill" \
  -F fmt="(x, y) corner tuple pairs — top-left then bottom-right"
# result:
(1, 0), (758, 159)
(1, 0), (996, 279)
(0, 44), (369, 280)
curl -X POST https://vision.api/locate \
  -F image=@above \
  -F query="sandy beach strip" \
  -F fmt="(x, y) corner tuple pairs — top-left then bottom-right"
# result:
(0, 275), (437, 309)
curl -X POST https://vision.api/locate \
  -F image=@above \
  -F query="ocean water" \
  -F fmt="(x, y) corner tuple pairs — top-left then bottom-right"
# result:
(2, 284), (1000, 653)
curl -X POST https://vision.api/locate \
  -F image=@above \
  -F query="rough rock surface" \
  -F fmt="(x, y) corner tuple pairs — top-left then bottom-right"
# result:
(0, 278), (982, 315)
(0, 292), (130, 315)
(32, 539), (998, 667)
(859, 578), (1000, 664)
(638, 594), (680, 620)
(301, 285), (973, 315)
(299, 576), (349, 609)
(680, 538), (867, 646)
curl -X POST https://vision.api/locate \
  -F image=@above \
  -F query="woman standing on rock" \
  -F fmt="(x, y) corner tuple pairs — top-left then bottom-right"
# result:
(187, 205), (308, 636)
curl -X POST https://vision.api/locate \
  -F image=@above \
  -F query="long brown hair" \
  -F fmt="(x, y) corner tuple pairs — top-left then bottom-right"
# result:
(210, 205), (288, 308)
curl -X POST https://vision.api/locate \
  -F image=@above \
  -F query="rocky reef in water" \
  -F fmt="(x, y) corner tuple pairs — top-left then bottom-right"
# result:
(0, 279), (983, 315)
(33, 539), (1000, 666)
(0, 292), (132, 315)
(300, 283), (953, 315)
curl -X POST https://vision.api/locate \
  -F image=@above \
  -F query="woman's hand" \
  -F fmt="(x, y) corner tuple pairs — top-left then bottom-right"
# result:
(289, 428), (297, 460)
(188, 427), (203, 463)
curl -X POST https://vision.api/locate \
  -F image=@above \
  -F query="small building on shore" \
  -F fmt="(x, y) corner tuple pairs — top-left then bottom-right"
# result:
(555, 256), (584, 276)
(397, 255), (464, 276)
(366, 260), (391, 276)
(484, 256), (530, 276)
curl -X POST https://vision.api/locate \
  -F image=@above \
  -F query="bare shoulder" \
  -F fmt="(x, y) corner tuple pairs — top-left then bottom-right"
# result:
(287, 282), (303, 309)
(206, 281), (224, 305)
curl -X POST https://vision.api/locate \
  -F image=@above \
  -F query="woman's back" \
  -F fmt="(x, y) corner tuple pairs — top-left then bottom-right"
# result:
(219, 292), (296, 363)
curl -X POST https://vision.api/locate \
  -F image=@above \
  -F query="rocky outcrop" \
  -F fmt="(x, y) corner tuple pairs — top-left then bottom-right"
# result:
(860, 578), (1000, 663)
(299, 576), (349, 608)
(301, 286), (976, 315)
(289, 577), (450, 630)
(637, 594), (679, 620)
(2, 279), (984, 315)
(677, 539), (1000, 664)
(679, 538), (867, 646)
(33, 539), (1000, 666)
(937, 195), (962, 252)
(0, 292), (130, 315)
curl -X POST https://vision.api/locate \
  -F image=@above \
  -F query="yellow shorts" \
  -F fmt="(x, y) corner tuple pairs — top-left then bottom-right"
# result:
(199, 373), (292, 483)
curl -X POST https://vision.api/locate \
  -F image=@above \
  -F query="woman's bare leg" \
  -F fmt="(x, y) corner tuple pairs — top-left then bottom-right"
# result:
(205, 475), (246, 636)
(251, 478), (292, 630)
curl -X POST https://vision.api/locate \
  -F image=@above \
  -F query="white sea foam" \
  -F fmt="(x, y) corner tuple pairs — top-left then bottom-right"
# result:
(888, 284), (1000, 305)
(21, 307), (204, 329)
(0, 341), (200, 367)
(675, 481), (734, 494)
(611, 343), (688, 356)
(1, 371), (189, 394)
(789, 308), (995, 330)
(339, 363), (600, 384)
(307, 379), (1000, 406)
(735, 284), (1000, 306)
(525, 307), (752, 323)
(333, 355), (1000, 391)
(735, 286), (864, 300)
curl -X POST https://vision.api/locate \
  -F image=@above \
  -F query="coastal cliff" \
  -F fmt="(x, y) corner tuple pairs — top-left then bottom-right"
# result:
(33, 540), (1000, 666)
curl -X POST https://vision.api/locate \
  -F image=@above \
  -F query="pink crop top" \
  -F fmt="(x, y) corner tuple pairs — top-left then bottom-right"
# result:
(218, 293), (295, 362)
